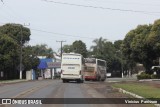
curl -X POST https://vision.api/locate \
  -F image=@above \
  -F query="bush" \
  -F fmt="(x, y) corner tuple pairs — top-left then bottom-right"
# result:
(151, 74), (158, 79)
(137, 72), (151, 79)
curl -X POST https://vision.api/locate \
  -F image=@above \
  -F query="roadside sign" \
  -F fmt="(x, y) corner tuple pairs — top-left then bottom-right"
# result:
(47, 62), (61, 68)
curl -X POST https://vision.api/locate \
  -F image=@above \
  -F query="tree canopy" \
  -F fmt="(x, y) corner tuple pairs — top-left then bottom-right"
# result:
(62, 45), (73, 53)
(72, 40), (87, 57)
(122, 19), (160, 73)
(0, 23), (40, 79)
(0, 23), (30, 45)
(31, 44), (54, 58)
(62, 40), (87, 57)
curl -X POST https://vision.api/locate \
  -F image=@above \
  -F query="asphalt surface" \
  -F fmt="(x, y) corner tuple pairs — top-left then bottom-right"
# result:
(0, 80), (150, 107)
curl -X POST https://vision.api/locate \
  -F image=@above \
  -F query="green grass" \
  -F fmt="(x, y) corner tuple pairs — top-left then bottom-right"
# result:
(0, 79), (27, 83)
(112, 83), (160, 98)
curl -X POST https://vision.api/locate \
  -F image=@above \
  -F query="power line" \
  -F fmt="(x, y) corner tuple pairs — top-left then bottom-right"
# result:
(0, 23), (115, 41)
(1, 0), (4, 4)
(0, 6), (22, 22)
(31, 28), (117, 42)
(42, 0), (160, 14)
(0, 1), (29, 25)
(0, 22), (119, 42)
(82, 0), (160, 7)
(31, 28), (97, 39)
(3, 4), (28, 23)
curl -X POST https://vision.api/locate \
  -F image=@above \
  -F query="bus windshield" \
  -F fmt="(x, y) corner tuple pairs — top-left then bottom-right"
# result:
(85, 66), (95, 72)
(85, 58), (96, 63)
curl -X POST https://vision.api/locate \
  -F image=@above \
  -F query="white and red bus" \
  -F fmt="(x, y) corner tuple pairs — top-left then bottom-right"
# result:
(84, 58), (106, 81)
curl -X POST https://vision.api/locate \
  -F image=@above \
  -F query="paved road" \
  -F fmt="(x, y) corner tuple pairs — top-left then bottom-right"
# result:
(0, 80), (149, 107)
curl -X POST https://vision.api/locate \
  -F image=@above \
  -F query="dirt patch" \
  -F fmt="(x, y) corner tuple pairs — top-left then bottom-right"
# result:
(85, 81), (151, 107)
(86, 82), (133, 98)
(143, 81), (160, 88)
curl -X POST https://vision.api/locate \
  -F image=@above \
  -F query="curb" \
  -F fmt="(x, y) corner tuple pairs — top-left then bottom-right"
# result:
(118, 88), (160, 107)
(0, 80), (29, 85)
(119, 88), (143, 98)
(139, 79), (160, 81)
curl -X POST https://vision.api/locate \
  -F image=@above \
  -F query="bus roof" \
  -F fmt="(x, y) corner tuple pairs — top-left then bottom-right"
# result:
(62, 53), (82, 56)
(96, 59), (106, 62)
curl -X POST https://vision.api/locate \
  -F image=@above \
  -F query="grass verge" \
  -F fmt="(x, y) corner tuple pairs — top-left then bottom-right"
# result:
(112, 83), (160, 98)
(0, 79), (27, 83)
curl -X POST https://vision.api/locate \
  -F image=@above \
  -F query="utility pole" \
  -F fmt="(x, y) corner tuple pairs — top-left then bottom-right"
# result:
(19, 23), (30, 79)
(19, 25), (23, 79)
(56, 40), (66, 58)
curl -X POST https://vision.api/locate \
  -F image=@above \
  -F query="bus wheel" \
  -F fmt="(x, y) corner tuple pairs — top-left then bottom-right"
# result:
(81, 80), (84, 83)
(97, 77), (100, 81)
(66, 80), (69, 83)
(62, 79), (66, 83)
(85, 79), (88, 81)
(102, 79), (105, 82)
(77, 79), (81, 83)
(101, 79), (104, 81)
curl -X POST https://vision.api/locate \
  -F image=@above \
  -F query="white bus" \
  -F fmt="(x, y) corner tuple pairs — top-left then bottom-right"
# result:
(61, 53), (85, 83)
(84, 58), (106, 81)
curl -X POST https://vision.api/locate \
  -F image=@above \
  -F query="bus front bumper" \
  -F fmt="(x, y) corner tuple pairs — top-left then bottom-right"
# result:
(85, 76), (96, 80)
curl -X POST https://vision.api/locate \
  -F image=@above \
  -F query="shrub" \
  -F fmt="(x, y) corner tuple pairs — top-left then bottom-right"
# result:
(137, 72), (151, 79)
(151, 74), (158, 79)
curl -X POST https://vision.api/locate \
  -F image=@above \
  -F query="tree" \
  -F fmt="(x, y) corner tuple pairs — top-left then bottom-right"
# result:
(122, 24), (155, 73)
(0, 23), (34, 79)
(147, 19), (160, 57)
(62, 45), (73, 53)
(0, 34), (19, 79)
(131, 25), (153, 73)
(72, 40), (87, 57)
(0, 23), (30, 45)
(22, 46), (40, 71)
(91, 37), (108, 58)
(31, 44), (54, 58)
(91, 37), (120, 75)
(113, 40), (125, 75)
(103, 41), (116, 73)
(114, 40), (123, 50)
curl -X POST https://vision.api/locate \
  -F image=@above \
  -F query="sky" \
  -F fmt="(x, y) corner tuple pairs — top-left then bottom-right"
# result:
(0, 0), (160, 52)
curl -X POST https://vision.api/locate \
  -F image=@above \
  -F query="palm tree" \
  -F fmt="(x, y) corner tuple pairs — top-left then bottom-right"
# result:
(91, 37), (107, 57)
(32, 44), (54, 58)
